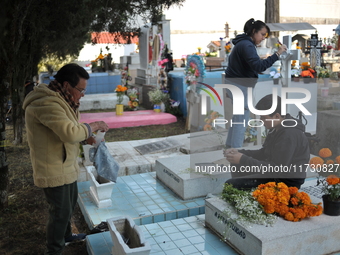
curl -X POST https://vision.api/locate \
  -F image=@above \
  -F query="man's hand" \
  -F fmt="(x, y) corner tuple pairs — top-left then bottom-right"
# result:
(89, 121), (109, 133)
(223, 148), (243, 164)
(86, 136), (96, 145)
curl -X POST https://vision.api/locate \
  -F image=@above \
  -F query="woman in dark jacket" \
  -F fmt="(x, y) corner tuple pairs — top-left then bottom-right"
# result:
(225, 18), (287, 148)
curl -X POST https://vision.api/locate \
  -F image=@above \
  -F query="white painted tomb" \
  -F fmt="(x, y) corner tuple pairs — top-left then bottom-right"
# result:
(87, 166), (115, 208)
(205, 179), (340, 255)
(107, 216), (151, 255)
(155, 150), (231, 200)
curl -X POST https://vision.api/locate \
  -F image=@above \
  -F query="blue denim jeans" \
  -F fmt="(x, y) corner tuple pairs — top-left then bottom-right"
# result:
(226, 84), (250, 148)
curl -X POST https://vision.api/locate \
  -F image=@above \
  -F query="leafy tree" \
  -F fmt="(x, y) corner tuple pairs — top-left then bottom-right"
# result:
(0, 0), (185, 208)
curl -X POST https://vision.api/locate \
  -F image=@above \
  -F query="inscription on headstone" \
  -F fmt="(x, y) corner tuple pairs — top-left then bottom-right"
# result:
(134, 139), (181, 155)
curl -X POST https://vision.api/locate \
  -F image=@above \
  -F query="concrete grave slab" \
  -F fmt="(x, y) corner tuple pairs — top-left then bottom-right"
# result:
(205, 179), (340, 255)
(155, 150), (231, 200)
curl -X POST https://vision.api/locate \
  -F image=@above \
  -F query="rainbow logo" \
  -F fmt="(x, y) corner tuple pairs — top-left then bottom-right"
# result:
(197, 82), (223, 106)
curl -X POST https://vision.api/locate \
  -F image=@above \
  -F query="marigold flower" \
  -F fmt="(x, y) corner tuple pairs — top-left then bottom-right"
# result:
(319, 148), (332, 158)
(326, 175), (340, 185)
(336, 156), (340, 164)
(326, 160), (334, 165)
(289, 186), (298, 195)
(309, 157), (324, 166)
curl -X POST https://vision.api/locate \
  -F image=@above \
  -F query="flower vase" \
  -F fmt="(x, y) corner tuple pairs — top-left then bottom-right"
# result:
(293, 77), (300, 82)
(273, 78), (279, 85)
(322, 195), (340, 216)
(153, 104), (161, 113)
(225, 53), (229, 66)
(115, 104), (124, 115)
(324, 78), (330, 87)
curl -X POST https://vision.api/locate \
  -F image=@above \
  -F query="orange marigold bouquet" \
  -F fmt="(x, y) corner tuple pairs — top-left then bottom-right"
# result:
(115, 85), (128, 105)
(252, 182), (322, 222)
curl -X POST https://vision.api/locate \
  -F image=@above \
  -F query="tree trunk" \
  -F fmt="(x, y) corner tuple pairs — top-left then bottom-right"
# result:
(0, 78), (9, 210)
(265, 0), (280, 37)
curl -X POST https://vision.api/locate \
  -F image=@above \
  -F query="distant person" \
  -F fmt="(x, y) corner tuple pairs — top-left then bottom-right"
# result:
(225, 18), (287, 148)
(23, 63), (109, 254)
(224, 95), (309, 190)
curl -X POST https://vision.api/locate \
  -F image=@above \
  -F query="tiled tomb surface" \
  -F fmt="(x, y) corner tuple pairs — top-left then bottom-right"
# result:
(86, 215), (239, 255)
(78, 172), (205, 228)
(205, 178), (340, 255)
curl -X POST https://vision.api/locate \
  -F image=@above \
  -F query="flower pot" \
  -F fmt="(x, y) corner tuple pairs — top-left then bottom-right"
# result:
(107, 216), (151, 255)
(87, 166), (115, 208)
(324, 78), (330, 87)
(293, 77), (300, 82)
(321, 87), (329, 97)
(322, 195), (340, 216)
(303, 77), (311, 84)
(273, 78), (279, 85)
(153, 104), (161, 113)
(116, 104), (124, 115)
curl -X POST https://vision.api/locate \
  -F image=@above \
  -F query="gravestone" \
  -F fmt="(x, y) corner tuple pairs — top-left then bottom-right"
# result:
(134, 139), (181, 155)
(205, 178), (340, 255)
(155, 150), (230, 200)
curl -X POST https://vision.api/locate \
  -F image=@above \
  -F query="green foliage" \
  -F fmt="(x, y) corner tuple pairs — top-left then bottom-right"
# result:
(221, 184), (277, 227)
(165, 103), (183, 117)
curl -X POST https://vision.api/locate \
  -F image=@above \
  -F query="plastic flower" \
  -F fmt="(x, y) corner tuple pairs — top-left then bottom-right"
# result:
(319, 148), (332, 158)
(225, 42), (232, 54)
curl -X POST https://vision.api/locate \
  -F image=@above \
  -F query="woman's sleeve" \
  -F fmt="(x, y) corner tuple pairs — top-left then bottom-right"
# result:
(243, 43), (280, 73)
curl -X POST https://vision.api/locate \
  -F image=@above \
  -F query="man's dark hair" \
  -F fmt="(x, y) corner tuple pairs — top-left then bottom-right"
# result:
(255, 94), (283, 117)
(54, 63), (89, 87)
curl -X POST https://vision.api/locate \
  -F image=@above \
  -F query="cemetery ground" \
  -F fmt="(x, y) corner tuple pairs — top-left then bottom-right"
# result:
(0, 113), (187, 255)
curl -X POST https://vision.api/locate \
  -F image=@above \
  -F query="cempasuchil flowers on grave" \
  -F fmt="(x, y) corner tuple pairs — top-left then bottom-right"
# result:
(252, 182), (322, 222)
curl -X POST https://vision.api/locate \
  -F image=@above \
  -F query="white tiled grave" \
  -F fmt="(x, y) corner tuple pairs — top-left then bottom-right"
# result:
(205, 178), (340, 255)
(155, 150), (231, 200)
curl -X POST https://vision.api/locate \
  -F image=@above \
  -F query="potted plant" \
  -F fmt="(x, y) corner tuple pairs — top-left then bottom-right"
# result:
(315, 66), (332, 87)
(115, 85), (128, 115)
(147, 89), (169, 112)
(291, 69), (301, 82)
(300, 62), (316, 83)
(310, 148), (340, 215)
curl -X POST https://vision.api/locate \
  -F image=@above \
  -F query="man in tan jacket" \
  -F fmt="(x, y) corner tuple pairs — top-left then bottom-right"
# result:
(23, 63), (109, 255)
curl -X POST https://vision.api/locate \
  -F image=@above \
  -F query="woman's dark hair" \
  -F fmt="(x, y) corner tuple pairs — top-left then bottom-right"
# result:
(255, 94), (284, 117)
(54, 63), (89, 87)
(243, 18), (270, 37)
